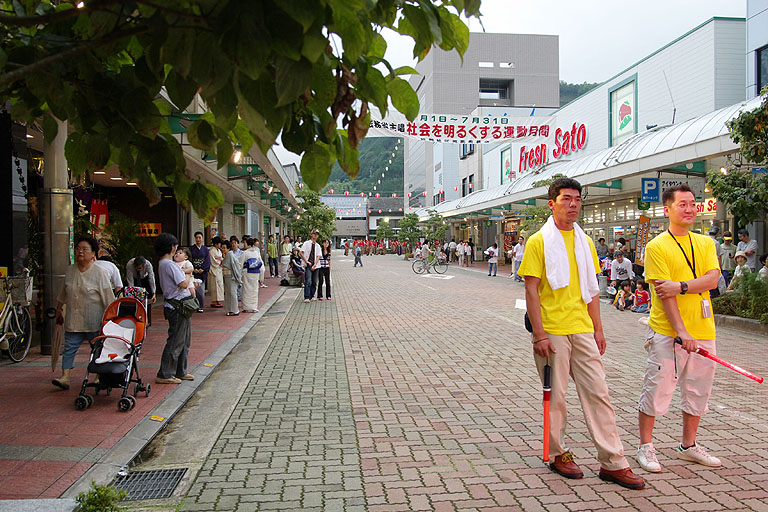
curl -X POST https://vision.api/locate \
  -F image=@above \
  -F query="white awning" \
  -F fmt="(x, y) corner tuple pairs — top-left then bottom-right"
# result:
(416, 96), (760, 220)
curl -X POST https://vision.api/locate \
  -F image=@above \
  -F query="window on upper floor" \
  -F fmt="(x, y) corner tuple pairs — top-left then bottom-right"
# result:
(759, 45), (768, 93)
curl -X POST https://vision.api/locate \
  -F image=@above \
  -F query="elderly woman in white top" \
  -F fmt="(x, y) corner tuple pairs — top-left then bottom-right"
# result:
(52, 235), (115, 390)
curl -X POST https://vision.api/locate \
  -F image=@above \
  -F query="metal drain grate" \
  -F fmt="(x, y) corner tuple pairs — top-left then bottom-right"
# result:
(112, 468), (187, 500)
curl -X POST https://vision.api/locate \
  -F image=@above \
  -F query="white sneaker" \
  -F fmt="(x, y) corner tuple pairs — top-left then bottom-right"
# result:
(636, 443), (662, 473)
(676, 443), (721, 467)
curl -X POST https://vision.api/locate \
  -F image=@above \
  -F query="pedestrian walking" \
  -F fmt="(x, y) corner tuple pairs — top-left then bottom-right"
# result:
(208, 236), (224, 308)
(316, 239), (332, 301)
(468, 238), (475, 263)
(510, 236), (525, 281)
(720, 232), (736, 286)
(354, 242), (363, 267)
(301, 229), (322, 303)
(189, 231), (209, 312)
(52, 235), (115, 390)
(126, 255), (157, 323)
(449, 238), (457, 262)
(485, 243), (499, 276)
(267, 235), (279, 277)
(636, 183), (721, 474)
(736, 229), (759, 272)
(95, 252), (123, 295)
(280, 235), (293, 282)
(240, 237), (262, 313)
(519, 177), (644, 490)
(221, 240), (242, 316)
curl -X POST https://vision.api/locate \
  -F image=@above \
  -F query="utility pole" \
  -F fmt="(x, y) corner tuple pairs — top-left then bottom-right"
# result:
(40, 119), (72, 355)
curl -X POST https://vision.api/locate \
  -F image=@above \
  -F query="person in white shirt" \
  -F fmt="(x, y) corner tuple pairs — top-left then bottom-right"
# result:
(449, 239), (458, 262)
(610, 251), (634, 287)
(736, 229), (759, 272)
(95, 252), (123, 294)
(758, 253), (768, 281)
(463, 241), (471, 267)
(457, 240), (465, 267)
(485, 243), (499, 277)
(509, 236), (525, 282)
(300, 229), (323, 303)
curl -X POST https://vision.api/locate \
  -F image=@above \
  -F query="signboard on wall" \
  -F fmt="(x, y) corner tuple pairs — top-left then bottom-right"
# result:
(233, 204), (246, 215)
(610, 79), (636, 146)
(139, 223), (162, 237)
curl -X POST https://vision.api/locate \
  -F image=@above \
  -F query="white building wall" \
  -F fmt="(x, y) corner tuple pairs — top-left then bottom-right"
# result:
(715, 20), (748, 108)
(747, 0), (768, 98)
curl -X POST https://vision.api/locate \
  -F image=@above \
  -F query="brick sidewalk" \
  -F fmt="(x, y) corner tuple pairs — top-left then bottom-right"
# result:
(180, 255), (768, 511)
(0, 278), (286, 500)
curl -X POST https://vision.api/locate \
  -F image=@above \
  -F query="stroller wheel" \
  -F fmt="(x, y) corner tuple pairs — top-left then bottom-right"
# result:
(145, 384), (151, 397)
(84, 394), (94, 408)
(74, 396), (89, 411)
(127, 395), (136, 410)
(117, 397), (132, 412)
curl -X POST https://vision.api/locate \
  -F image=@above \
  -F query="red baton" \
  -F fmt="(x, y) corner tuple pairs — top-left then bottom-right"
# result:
(674, 337), (763, 383)
(542, 363), (551, 463)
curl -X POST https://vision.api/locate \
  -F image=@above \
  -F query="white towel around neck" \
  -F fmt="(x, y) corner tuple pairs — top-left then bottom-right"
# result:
(541, 216), (600, 304)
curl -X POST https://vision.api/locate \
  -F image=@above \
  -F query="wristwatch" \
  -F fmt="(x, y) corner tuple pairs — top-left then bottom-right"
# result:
(680, 281), (688, 295)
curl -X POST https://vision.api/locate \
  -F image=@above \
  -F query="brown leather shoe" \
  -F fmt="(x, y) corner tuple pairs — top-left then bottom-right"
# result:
(549, 452), (584, 479)
(599, 467), (645, 490)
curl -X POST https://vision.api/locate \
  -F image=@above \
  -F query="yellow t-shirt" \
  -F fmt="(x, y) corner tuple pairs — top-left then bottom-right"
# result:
(518, 229), (601, 335)
(645, 232), (719, 340)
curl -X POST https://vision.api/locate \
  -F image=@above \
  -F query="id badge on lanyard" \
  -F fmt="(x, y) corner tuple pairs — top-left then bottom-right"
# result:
(669, 232), (711, 319)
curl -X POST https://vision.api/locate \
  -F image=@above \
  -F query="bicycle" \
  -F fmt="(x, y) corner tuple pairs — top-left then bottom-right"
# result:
(0, 273), (33, 362)
(411, 253), (448, 275)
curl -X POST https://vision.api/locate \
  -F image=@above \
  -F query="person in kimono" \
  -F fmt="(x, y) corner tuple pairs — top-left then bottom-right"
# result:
(221, 240), (242, 316)
(208, 236), (224, 307)
(239, 237), (263, 313)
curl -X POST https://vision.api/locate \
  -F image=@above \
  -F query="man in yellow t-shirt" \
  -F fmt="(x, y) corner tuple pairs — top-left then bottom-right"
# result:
(519, 178), (644, 490)
(636, 184), (721, 474)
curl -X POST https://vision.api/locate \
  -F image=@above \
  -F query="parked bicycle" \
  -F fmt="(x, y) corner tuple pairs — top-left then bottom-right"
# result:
(0, 272), (33, 362)
(412, 253), (448, 275)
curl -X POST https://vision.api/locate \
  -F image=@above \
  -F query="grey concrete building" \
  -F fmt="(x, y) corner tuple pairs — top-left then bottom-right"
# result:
(747, 0), (768, 98)
(404, 32), (559, 210)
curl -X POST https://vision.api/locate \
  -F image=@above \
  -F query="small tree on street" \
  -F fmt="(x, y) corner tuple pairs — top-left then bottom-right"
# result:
(398, 213), (421, 257)
(376, 220), (394, 242)
(292, 188), (336, 241)
(707, 88), (768, 227)
(423, 209), (448, 243)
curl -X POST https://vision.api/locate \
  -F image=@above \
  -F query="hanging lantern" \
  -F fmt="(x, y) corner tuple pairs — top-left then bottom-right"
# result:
(330, 188), (335, 194)
(298, 183), (304, 189)
(368, 210), (372, 214)
(388, 209), (392, 212)
(375, 193), (380, 198)
(439, 189), (443, 194)
(378, 210), (382, 213)
(407, 192), (412, 198)
(360, 192), (365, 197)
(392, 193), (397, 198)
(344, 190), (349, 196)
(423, 191), (428, 196)
(468, 183), (473, 190)
(399, 208), (403, 212)
(337, 208), (341, 212)
(454, 186), (458, 191)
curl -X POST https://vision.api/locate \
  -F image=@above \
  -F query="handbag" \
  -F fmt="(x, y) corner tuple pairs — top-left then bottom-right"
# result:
(168, 296), (200, 318)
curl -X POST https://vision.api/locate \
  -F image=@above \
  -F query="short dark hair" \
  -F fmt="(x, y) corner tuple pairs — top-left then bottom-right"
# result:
(760, 253), (768, 265)
(620, 280), (631, 289)
(75, 235), (99, 253)
(615, 251), (625, 257)
(177, 247), (191, 260)
(229, 235), (239, 243)
(211, 236), (222, 245)
(548, 177), (582, 201)
(661, 183), (693, 205)
(134, 256), (146, 268)
(599, 238), (605, 242)
(738, 228), (749, 236)
(154, 233), (178, 257)
(221, 240), (231, 250)
(636, 279), (646, 290)
(194, 231), (203, 238)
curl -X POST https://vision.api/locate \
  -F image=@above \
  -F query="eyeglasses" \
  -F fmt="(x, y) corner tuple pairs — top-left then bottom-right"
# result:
(74, 246), (92, 253)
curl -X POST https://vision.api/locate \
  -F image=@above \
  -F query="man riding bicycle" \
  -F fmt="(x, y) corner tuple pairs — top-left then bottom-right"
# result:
(420, 241), (433, 273)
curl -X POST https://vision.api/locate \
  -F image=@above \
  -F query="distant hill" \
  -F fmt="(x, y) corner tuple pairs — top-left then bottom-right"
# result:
(559, 80), (600, 106)
(320, 137), (403, 196)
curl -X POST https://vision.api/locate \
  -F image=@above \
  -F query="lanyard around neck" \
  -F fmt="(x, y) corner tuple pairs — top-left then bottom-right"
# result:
(668, 231), (697, 279)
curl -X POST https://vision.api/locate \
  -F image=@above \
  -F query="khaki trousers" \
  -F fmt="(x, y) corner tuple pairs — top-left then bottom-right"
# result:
(534, 332), (628, 471)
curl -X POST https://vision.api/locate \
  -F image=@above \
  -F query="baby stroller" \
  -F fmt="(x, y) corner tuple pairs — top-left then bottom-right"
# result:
(74, 294), (150, 412)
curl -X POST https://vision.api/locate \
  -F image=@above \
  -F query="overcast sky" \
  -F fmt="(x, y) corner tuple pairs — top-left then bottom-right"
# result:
(275, 0), (746, 168)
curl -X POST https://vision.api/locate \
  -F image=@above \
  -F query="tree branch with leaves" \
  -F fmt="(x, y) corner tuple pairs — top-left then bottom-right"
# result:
(1, 0), (480, 223)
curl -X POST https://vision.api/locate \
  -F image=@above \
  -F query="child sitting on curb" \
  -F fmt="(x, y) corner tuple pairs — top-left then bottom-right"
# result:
(631, 280), (650, 313)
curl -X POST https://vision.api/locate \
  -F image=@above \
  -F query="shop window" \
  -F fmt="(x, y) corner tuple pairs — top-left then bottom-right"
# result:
(759, 45), (768, 93)
(479, 79), (512, 100)
(462, 177), (467, 197)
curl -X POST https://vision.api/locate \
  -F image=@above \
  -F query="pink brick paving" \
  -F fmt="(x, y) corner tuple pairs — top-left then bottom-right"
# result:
(0, 279), (282, 500)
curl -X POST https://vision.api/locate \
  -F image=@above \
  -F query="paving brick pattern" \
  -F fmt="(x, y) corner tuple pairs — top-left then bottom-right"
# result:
(184, 255), (768, 511)
(181, 293), (365, 511)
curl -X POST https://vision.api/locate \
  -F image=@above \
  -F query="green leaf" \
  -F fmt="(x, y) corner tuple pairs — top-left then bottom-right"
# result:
(161, 28), (195, 77)
(335, 129), (360, 178)
(301, 26), (329, 63)
(65, 133), (110, 174)
(276, 0), (322, 32)
(275, 56), (312, 107)
(281, 117), (313, 155)
(393, 66), (419, 76)
(235, 74), (279, 145)
(357, 64), (388, 114)
(176, 180), (226, 225)
(450, 11), (470, 56)
(310, 64), (337, 106)
(301, 142), (335, 191)
(330, 5), (367, 62)
(231, 119), (254, 157)
(216, 138), (233, 170)
(165, 70), (198, 110)
(367, 33), (387, 59)
(387, 78), (419, 120)
(41, 113), (58, 143)
(187, 119), (217, 151)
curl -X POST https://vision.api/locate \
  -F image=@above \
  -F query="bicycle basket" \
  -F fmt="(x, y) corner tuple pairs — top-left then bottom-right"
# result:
(0, 276), (32, 306)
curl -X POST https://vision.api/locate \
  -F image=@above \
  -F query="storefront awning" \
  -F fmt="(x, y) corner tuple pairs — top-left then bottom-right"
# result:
(416, 96), (761, 220)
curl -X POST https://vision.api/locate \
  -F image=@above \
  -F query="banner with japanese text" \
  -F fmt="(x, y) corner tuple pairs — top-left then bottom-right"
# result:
(368, 113), (556, 144)
(635, 215), (651, 265)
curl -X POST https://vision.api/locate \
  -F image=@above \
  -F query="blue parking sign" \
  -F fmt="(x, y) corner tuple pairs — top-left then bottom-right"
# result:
(641, 178), (660, 202)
